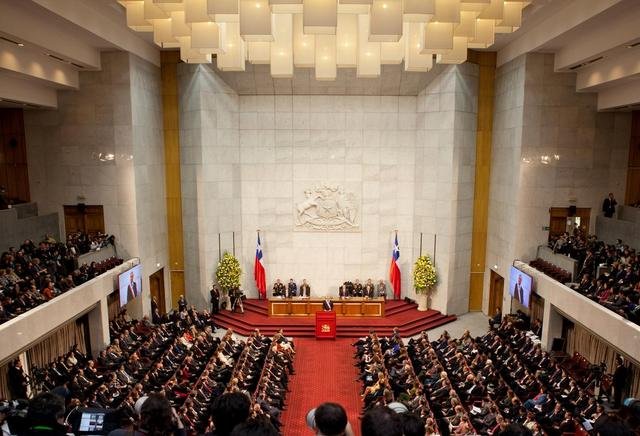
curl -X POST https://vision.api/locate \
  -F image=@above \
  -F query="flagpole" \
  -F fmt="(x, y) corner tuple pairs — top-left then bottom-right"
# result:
(232, 231), (236, 257)
(419, 232), (423, 256)
(433, 234), (437, 265)
(218, 233), (221, 261)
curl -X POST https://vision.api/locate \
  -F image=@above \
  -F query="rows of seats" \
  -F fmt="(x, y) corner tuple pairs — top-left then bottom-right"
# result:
(351, 316), (631, 435)
(529, 258), (572, 284)
(5, 305), (294, 435)
(0, 234), (123, 325)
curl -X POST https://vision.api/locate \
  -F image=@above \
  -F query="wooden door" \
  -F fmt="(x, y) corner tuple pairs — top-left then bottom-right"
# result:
(63, 205), (105, 235)
(489, 269), (504, 315)
(149, 268), (166, 315)
(549, 207), (591, 241)
(625, 111), (640, 206)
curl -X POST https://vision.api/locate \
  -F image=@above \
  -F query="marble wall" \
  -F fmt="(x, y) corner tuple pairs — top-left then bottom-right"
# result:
(484, 53), (631, 312)
(178, 64), (241, 308)
(415, 64), (478, 314)
(237, 93), (418, 299)
(25, 52), (170, 316)
(177, 63), (478, 315)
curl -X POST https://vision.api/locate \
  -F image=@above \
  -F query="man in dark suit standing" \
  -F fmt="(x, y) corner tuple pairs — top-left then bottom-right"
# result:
(287, 279), (298, 298)
(613, 357), (628, 408)
(602, 192), (617, 218)
(513, 275), (525, 303)
(322, 298), (334, 311)
(127, 271), (138, 301)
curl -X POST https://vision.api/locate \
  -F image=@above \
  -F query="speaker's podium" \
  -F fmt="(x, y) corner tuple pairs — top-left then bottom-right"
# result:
(315, 311), (336, 339)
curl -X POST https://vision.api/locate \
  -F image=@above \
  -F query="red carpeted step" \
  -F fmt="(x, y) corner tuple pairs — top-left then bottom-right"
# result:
(214, 300), (456, 338)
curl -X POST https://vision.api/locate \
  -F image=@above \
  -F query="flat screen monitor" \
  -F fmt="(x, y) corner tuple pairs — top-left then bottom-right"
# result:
(78, 412), (105, 432)
(118, 264), (143, 306)
(509, 266), (533, 308)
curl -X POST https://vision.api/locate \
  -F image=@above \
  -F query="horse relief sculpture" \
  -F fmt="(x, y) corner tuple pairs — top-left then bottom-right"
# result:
(295, 184), (360, 232)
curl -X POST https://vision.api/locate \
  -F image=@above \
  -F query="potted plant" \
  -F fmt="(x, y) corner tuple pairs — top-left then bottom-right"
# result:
(413, 254), (437, 311)
(215, 252), (242, 310)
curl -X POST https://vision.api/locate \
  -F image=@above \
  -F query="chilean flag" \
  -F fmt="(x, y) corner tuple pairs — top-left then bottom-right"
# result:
(389, 234), (401, 300)
(254, 234), (267, 299)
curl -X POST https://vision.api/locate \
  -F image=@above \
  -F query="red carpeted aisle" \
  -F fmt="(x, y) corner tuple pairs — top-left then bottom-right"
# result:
(281, 338), (362, 436)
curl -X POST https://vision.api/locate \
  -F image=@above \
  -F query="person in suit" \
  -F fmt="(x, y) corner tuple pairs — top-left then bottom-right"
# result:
(376, 280), (387, 300)
(299, 279), (311, 298)
(353, 279), (363, 297)
(323, 298), (334, 311)
(513, 275), (525, 303)
(613, 356), (628, 408)
(272, 279), (285, 297)
(210, 285), (220, 313)
(127, 271), (138, 301)
(602, 192), (617, 218)
(287, 279), (297, 298)
(338, 284), (347, 299)
(364, 279), (375, 298)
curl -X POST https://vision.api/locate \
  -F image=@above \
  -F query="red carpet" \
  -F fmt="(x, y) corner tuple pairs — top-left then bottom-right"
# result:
(216, 299), (456, 337)
(281, 338), (362, 436)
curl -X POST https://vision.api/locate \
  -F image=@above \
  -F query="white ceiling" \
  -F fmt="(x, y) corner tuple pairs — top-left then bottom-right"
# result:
(1, 0), (640, 109)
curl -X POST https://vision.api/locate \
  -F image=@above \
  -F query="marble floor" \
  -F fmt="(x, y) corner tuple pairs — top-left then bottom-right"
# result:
(418, 310), (490, 340)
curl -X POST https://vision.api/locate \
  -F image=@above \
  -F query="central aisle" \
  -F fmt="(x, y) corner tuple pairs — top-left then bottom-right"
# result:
(281, 338), (362, 436)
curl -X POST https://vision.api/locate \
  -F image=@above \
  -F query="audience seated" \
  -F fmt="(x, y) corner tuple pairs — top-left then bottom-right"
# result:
(0, 234), (123, 325)
(533, 232), (640, 325)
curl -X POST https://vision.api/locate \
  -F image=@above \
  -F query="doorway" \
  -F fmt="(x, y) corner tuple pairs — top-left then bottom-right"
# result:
(548, 207), (591, 242)
(149, 268), (166, 315)
(489, 269), (504, 315)
(63, 204), (105, 235)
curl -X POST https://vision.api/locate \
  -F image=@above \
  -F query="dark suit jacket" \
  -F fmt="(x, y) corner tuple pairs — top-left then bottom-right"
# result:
(513, 283), (524, 302)
(127, 282), (138, 300)
(323, 299), (334, 311)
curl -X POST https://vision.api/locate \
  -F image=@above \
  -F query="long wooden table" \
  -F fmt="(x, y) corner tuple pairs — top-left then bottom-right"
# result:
(268, 297), (385, 317)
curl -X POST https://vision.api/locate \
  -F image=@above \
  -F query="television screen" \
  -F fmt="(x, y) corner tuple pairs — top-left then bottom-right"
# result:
(118, 264), (143, 306)
(509, 266), (533, 308)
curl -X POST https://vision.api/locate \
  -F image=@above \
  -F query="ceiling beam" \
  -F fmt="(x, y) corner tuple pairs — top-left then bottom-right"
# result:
(497, 0), (623, 67)
(0, 72), (57, 108)
(597, 80), (640, 111)
(0, 40), (79, 89)
(30, 0), (160, 67)
(0, 0), (100, 70)
(576, 47), (640, 92)
(554, 2), (640, 71)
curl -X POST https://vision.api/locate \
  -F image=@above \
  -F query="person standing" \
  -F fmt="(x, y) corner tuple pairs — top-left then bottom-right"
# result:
(613, 356), (628, 408)
(210, 285), (220, 314)
(178, 295), (188, 312)
(364, 279), (375, 299)
(376, 280), (387, 300)
(287, 279), (298, 298)
(272, 279), (285, 297)
(8, 359), (28, 399)
(299, 279), (311, 298)
(602, 192), (618, 218)
(513, 275), (525, 303)
(126, 271), (138, 301)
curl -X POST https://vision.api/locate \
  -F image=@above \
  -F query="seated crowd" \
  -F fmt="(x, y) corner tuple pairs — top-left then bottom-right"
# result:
(339, 278), (387, 299)
(0, 234), (123, 324)
(66, 231), (115, 256)
(540, 231), (640, 324)
(353, 319), (634, 436)
(4, 306), (294, 435)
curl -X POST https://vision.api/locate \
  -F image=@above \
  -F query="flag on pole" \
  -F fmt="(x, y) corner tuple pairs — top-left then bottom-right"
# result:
(389, 234), (401, 300)
(254, 233), (266, 299)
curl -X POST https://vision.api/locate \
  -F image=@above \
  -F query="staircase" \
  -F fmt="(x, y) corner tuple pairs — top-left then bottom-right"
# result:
(214, 299), (457, 338)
